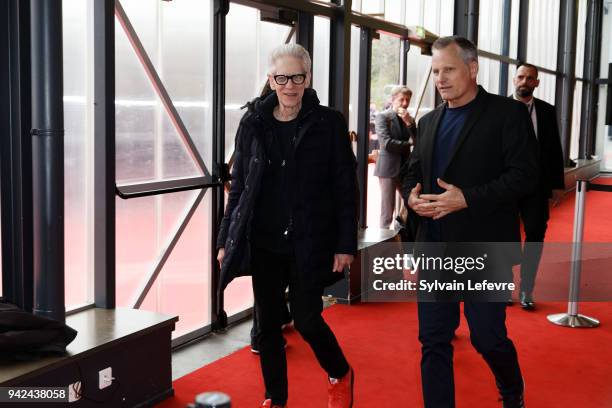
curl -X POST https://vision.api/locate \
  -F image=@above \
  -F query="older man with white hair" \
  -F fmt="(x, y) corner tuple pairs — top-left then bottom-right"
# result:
(217, 44), (357, 408)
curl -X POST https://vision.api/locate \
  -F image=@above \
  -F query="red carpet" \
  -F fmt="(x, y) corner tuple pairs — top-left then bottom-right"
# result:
(158, 178), (612, 407)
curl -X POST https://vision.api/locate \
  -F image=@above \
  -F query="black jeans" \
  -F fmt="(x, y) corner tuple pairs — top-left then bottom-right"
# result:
(519, 193), (550, 294)
(250, 297), (292, 346)
(418, 301), (524, 408)
(251, 247), (350, 405)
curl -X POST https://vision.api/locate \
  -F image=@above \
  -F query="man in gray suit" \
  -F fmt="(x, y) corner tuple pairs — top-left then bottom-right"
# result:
(374, 86), (417, 229)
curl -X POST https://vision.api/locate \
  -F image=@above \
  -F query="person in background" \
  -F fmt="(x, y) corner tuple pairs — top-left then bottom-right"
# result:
(374, 86), (417, 230)
(217, 44), (357, 408)
(511, 62), (565, 310)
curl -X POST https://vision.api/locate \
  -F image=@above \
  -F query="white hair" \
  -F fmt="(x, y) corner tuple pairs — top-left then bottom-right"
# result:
(268, 43), (312, 74)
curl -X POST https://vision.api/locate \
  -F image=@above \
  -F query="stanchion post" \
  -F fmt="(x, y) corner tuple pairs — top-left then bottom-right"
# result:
(547, 180), (600, 328)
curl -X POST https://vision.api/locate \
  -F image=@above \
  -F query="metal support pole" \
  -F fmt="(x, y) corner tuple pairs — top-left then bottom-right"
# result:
(399, 39), (409, 86)
(579, 0), (603, 159)
(556, 0), (578, 166)
(212, 0), (229, 331)
(31, 0), (65, 322)
(329, 0), (351, 119)
(356, 28), (372, 228)
(467, 0), (479, 44)
(93, 0), (116, 308)
(516, 0), (529, 62)
(547, 180), (599, 328)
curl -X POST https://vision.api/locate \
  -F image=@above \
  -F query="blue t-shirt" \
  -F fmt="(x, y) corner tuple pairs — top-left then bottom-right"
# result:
(427, 100), (474, 241)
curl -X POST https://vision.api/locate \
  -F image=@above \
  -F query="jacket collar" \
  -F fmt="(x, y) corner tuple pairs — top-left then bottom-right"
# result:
(249, 88), (320, 125)
(422, 85), (489, 184)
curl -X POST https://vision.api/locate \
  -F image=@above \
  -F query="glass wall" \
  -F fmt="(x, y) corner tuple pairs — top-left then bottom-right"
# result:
(478, 0), (504, 54)
(527, 0), (560, 70)
(353, 0), (454, 37)
(534, 71), (557, 106)
(478, 58), (501, 95)
(63, 0), (94, 310)
(367, 32), (401, 228)
(575, 0), (588, 76)
(313, 16), (331, 106)
(114, 0), (214, 338)
(406, 48), (434, 120)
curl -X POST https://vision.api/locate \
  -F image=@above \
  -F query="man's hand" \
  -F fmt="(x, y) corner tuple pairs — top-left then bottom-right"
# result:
(333, 254), (354, 273)
(550, 189), (565, 207)
(417, 178), (468, 220)
(217, 248), (225, 266)
(396, 108), (415, 127)
(408, 183), (438, 218)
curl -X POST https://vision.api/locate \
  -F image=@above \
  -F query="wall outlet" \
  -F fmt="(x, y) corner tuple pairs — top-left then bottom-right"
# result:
(68, 381), (81, 402)
(99, 367), (113, 389)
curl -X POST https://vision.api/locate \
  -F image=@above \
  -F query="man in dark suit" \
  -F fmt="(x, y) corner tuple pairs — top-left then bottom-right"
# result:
(374, 86), (417, 229)
(511, 63), (565, 310)
(402, 36), (538, 407)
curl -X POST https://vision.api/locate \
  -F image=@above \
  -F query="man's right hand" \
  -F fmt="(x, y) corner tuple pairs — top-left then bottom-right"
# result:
(408, 183), (437, 218)
(217, 248), (225, 266)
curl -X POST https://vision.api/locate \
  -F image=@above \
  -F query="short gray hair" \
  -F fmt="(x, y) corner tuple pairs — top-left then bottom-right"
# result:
(432, 36), (478, 65)
(268, 43), (312, 74)
(391, 86), (412, 100)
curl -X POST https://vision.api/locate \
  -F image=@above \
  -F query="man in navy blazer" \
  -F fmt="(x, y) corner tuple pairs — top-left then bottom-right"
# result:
(511, 63), (566, 310)
(402, 36), (538, 408)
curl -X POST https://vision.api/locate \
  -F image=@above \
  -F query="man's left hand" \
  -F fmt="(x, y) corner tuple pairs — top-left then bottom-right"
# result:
(550, 189), (565, 207)
(417, 178), (468, 220)
(333, 254), (354, 273)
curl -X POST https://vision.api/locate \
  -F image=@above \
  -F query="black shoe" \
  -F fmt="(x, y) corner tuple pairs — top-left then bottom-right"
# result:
(519, 291), (535, 310)
(250, 336), (288, 354)
(500, 394), (525, 408)
(507, 298), (514, 306)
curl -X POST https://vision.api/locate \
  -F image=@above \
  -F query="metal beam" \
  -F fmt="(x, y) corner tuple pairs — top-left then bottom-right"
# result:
(116, 177), (220, 199)
(579, 0), (603, 159)
(467, 0), (479, 44)
(94, 0), (116, 309)
(556, 0), (578, 165)
(212, 0), (229, 331)
(454, 0), (468, 37)
(231, 0), (338, 18)
(31, 0), (65, 322)
(517, 0), (529, 62)
(329, 0), (352, 118)
(356, 27), (371, 228)
(453, 0), (479, 43)
(399, 39), (409, 86)
(297, 11), (314, 57)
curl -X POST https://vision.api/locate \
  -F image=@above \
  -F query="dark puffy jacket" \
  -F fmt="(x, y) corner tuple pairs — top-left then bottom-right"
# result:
(217, 89), (358, 290)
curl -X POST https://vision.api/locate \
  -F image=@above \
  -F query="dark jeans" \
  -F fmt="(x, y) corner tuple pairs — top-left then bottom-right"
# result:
(519, 193), (550, 294)
(418, 301), (524, 408)
(251, 247), (350, 405)
(250, 298), (292, 345)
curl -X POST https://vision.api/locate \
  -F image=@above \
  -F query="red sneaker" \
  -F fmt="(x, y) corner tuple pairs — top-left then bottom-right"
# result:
(260, 399), (286, 407)
(328, 367), (354, 408)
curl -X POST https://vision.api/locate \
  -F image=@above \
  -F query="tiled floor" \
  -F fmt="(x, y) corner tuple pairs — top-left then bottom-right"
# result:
(171, 319), (253, 380)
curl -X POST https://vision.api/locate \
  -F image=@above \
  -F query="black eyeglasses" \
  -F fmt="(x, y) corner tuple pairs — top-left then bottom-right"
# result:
(273, 74), (306, 85)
